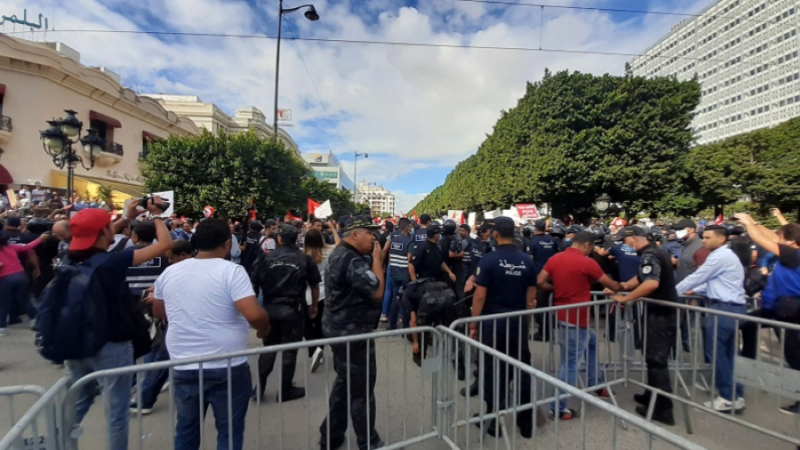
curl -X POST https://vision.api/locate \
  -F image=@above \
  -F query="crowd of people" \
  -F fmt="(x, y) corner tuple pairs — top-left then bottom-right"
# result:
(0, 200), (799, 450)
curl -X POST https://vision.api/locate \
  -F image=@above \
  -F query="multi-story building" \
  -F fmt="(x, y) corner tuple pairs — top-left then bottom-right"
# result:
(629, 0), (800, 145)
(357, 181), (395, 215)
(302, 151), (354, 191)
(142, 94), (300, 155)
(0, 35), (199, 201)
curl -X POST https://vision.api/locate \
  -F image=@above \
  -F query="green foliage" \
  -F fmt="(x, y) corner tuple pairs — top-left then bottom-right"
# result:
(413, 70), (702, 217)
(141, 130), (309, 219)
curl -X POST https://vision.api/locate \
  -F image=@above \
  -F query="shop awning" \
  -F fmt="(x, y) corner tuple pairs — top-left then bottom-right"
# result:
(50, 171), (143, 205)
(0, 163), (12, 185)
(89, 110), (122, 128)
(142, 131), (163, 140)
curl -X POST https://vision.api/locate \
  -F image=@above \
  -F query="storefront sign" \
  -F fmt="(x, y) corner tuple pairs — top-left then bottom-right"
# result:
(106, 170), (144, 184)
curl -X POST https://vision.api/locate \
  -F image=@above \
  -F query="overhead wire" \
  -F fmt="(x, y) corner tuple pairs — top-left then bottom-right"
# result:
(282, 17), (355, 154)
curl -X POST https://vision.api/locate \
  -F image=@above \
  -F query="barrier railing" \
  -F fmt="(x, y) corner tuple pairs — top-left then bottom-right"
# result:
(0, 379), (69, 450)
(61, 327), (443, 450)
(436, 326), (706, 450)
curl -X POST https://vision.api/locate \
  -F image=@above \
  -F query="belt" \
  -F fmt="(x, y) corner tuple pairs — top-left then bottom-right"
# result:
(708, 299), (746, 306)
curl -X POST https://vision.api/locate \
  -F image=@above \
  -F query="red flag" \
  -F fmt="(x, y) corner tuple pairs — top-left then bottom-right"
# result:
(248, 199), (257, 221)
(285, 210), (301, 222)
(458, 212), (466, 225)
(202, 205), (216, 218)
(411, 210), (418, 223)
(714, 214), (724, 225)
(307, 198), (321, 216)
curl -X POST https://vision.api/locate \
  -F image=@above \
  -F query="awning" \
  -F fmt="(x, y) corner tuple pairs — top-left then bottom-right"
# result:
(0, 84), (5, 96)
(142, 131), (163, 141)
(50, 171), (143, 205)
(0, 163), (12, 185)
(89, 110), (122, 128)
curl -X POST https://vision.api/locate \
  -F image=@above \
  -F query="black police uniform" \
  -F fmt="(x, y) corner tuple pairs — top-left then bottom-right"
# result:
(458, 235), (473, 295)
(473, 242), (537, 435)
(635, 243), (678, 414)
(320, 238), (383, 450)
(240, 231), (264, 273)
(469, 239), (492, 279)
(410, 239), (444, 279)
(527, 232), (559, 341)
(252, 243), (321, 400)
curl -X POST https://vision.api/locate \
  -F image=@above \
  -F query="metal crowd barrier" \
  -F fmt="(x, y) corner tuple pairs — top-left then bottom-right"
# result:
(435, 326), (705, 450)
(62, 327), (443, 450)
(0, 379), (69, 450)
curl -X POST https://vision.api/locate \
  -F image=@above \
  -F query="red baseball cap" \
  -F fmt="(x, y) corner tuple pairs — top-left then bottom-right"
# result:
(69, 209), (112, 251)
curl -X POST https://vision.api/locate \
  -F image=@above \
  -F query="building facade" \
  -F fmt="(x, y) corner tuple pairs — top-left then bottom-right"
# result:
(357, 181), (395, 215)
(0, 35), (199, 201)
(629, 0), (800, 144)
(143, 94), (300, 155)
(302, 151), (354, 191)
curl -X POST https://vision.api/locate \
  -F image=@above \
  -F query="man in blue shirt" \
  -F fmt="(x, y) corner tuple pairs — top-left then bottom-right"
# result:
(469, 217), (538, 439)
(734, 215), (800, 415)
(676, 225), (747, 413)
(527, 219), (559, 342)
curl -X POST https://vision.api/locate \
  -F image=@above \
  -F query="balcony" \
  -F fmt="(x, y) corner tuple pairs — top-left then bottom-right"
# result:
(0, 116), (11, 144)
(83, 141), (124, 167)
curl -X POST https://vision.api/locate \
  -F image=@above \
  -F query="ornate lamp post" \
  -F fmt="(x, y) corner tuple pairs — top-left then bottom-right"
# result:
(39, 110), (104, 203)
(594, 193), (612, 219)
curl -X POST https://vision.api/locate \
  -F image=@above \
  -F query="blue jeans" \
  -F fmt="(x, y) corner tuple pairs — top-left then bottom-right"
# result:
(136, 340), (170, 409)
(381, 267), (394, 315)
(173, 363), (251, 450)
(388, 279), (408, 330)
(704, 302), (747, 401)
(66, 341), (134, 450)
(553, 322), (603, 412)
(0, 271), (34, 327)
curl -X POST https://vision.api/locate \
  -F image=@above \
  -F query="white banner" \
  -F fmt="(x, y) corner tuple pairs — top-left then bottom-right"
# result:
(315, 199), (333, 219)
(467, 212), (477, 227)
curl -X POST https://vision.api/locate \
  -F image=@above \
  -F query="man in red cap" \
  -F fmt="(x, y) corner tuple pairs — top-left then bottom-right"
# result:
(64, 197), (173, 450)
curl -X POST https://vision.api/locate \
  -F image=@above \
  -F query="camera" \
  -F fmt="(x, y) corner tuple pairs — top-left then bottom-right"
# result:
(137, 195), (170, 213)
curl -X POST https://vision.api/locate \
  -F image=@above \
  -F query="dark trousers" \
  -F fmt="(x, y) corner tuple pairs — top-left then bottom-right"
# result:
(173, 363), (251, 450)
(741, 308), (800, 370)
(138, 339), (170, 409)
(304, 301), (325, 357)
(533, 291), (553, 340)
(388, 279), (409, 331)
(479, 319), (533, 426)
(319, 338), (381, 450)
(643, 311), (676, 410)
(0, 272), (35, 327)
(257, 304), (304, 394)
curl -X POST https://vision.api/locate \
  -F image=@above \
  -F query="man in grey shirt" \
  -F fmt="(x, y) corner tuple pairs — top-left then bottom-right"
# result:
(674, 219), (709, 283)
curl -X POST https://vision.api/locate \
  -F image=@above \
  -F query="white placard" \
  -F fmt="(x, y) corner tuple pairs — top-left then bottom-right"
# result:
(315, 200), (333, 219)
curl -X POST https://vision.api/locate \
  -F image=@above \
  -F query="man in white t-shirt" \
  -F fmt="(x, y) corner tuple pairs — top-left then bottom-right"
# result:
(153, 218), (270, 450)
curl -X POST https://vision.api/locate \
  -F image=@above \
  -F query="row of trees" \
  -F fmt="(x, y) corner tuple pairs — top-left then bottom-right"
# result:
(413, 69), (800, 220)
(141, 131), (365, 220)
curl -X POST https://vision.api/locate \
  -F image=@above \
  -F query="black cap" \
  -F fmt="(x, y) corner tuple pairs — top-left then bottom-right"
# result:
(419, 214), (432, 225)
(566, 225), (585, 235)
(487, 216), (515, 237)
(534, 219), (546, 231)
(478, 222), (492, 233)
(615, 226), (648, 241)
(249, 220), (263, 232)
(343, 215), (380, 232)
(426, 222), (442, 236)
(264, 219), (276, 228)
(674, 219), (697, 230)
(278, 224), (299, 244)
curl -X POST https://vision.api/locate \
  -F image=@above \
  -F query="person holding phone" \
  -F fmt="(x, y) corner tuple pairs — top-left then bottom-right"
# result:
(319, 216), (385, 450)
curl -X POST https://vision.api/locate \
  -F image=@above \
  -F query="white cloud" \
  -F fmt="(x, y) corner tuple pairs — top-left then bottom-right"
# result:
(3, 0), (716, 191)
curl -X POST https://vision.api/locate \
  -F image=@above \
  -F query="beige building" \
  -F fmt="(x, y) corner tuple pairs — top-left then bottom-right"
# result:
(142, 94), (300, 155)
(357, 181), (396, 215)
(0, 35), (199, 201)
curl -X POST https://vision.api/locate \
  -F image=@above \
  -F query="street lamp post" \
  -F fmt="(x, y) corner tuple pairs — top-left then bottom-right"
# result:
(273, 1), (319, 142)
(39, 110), (104, 203)
(353, 151), (368, 203)
(594, 193), (612, 219)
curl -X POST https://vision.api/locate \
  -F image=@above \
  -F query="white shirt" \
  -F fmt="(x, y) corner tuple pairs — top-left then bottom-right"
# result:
(306, 246), (333, 305)
(155, 258), (255, 370)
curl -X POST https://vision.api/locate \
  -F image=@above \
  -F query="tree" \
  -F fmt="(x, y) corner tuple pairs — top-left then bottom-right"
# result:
(414, 70), (701, 217)
(141, 130), (309, 219)
(301, 177), (361, 219)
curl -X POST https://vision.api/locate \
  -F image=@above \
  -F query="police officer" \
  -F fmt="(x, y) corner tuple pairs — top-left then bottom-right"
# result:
(527, 219), (559, 341)
(239, 220), (265, 273)
(469, 217), (538, 438)
(439, 220), (462, 294)
(559, 224), (585, 252)
(607, 226), (678, 426)
(465, 222), (493, 292)
(408, 214), (431, 255)
(319, 216), (385, 450)
(251, 224), (321, 402)
(384, 218), (413, 330)
(457, 224), (473, 295)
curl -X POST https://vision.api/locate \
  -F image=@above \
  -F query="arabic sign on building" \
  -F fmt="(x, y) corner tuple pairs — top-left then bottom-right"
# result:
(106, 170), (144, 184)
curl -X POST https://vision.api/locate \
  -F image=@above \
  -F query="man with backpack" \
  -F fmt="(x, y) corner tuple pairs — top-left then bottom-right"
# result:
(37, 198), (173, 450)
(250, 224), (321, 402)
(239, 220), (265, 273)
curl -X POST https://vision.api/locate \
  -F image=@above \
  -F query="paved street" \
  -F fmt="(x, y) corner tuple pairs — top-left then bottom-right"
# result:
(1, 319), (799, 449)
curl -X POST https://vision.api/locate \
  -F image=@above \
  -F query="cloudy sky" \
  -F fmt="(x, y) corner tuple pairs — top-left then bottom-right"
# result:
(3, 0), (715, 212)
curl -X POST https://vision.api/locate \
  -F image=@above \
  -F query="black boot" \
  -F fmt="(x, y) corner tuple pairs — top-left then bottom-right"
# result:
(460, 382), (479, 397)
(276, 386), (305, 403)
(635, 405), (675, 426)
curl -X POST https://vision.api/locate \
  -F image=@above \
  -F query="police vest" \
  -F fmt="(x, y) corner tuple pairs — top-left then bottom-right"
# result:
(461, 238), (472, 266)
(125, 247), (167, 299)
(389, 233), (412, 278)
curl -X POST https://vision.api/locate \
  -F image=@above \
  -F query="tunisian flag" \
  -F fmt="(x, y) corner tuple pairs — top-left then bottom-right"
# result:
(714, 214), (724, 225)
(285, 210), (301, 222)
(307, 198), (321, 216)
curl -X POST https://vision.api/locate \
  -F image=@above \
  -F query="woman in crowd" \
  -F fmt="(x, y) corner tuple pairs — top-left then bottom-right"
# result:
(303, 223), (340, 372)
